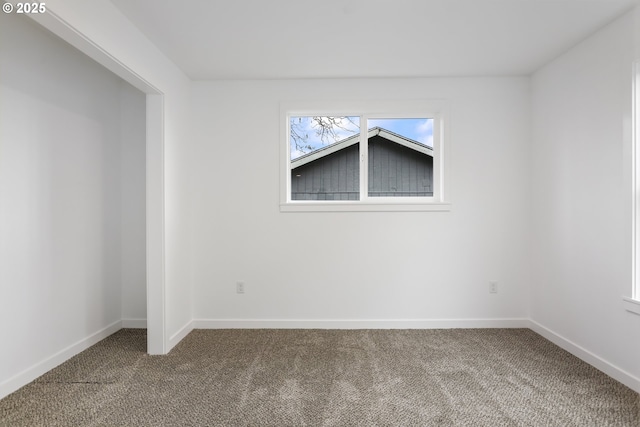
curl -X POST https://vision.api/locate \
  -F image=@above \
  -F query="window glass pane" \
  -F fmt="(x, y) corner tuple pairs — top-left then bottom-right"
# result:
(366, 118), (434, 197)
(290, 116), (360, 201)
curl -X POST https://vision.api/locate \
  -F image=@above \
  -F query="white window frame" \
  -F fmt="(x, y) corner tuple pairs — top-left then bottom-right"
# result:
(280, 100), (451, 212)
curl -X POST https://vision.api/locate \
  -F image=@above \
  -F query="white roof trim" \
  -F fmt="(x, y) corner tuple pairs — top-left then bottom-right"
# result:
(291, 127), (433, 169)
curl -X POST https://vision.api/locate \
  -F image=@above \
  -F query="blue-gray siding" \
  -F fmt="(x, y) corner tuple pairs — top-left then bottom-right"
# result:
(368, 135), (433, 197)
(291, 135), (433, 200)
(291, 143), (359, 200)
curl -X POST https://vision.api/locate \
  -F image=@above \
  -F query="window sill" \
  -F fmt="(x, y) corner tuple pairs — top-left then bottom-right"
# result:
(280, 202), (452, 213)
(623, 297), (640, 315)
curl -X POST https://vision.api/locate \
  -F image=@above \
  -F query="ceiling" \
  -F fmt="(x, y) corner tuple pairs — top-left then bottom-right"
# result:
(109, 0), (637, 80)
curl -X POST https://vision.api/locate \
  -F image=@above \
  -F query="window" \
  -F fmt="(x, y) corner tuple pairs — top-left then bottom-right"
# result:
(291, 116), (361, 201)
(366, 118), (434, 198)
(280, 100), (450, 212)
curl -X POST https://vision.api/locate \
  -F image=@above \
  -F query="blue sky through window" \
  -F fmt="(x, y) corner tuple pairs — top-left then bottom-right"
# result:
(290, 116), (433, 160)
(368, 118), (433, 147)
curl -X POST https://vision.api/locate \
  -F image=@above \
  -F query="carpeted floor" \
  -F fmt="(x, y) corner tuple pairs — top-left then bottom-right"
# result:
(0, 329), (638, 426)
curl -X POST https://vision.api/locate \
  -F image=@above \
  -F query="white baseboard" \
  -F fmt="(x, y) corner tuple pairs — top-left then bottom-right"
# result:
(168, 320), (194, 352)
(4, 317), (636, 401)
(192, 318), (530, 329)
(528, 320), (640, 394)
(121, 318), (147, 329)
(0, 320), (122, 400)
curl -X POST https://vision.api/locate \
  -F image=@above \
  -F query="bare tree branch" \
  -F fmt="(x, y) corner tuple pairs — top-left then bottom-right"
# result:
(290, 116), (359, 155)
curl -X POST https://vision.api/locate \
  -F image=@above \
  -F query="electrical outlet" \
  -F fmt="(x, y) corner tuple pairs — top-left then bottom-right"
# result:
(236, 282), (245, 294)
(489, 281), (498, 294)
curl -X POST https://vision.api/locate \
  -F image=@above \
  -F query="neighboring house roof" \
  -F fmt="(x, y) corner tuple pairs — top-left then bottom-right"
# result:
(291, 127), (433, 169)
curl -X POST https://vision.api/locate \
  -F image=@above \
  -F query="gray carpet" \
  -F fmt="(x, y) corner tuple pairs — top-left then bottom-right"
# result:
(0, 329), (638, 426)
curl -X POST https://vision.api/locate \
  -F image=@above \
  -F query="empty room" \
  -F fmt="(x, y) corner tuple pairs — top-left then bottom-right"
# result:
(1, 0), (639, 425)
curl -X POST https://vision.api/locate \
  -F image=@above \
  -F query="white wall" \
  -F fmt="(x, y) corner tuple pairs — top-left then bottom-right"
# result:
(120, 85), (147, 324)
(190, 78), (531, 325)
(531, 11), (640, 388)
(34, 0), (194, 352)
(0, 13), (145, 396)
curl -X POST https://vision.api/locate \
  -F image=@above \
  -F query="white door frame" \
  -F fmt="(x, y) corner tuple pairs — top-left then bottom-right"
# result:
(28, 9), (167, 354)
